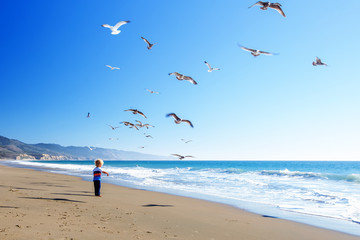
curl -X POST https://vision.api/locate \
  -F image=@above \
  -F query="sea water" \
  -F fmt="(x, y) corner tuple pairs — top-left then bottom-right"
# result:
(2, 160), (360, 236)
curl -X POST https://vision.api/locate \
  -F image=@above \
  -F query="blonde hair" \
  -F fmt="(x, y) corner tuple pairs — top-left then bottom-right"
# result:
(95, 158), (104, 167)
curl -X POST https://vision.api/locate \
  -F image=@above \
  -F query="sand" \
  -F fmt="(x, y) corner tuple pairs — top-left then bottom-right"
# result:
(0, 164), (359, 240)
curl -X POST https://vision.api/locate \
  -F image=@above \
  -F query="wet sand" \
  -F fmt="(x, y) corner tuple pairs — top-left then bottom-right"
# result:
(0, 165), (359, 240)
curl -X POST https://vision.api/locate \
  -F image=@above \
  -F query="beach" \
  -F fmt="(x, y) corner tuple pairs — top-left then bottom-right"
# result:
(0, 164), (359, 240)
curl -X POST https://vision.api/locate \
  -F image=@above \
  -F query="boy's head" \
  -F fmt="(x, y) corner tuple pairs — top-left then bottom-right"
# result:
(95, 159), (104, 167)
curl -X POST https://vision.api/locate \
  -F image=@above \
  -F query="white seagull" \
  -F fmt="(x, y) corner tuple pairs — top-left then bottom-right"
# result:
(238, 44), (277, 57)
(168, 72), (197, 85)
(204, 61), (220, 72)
(101, 20), (130, 35)
(106, 65), (120, 70)
(87, 146), (96, 151)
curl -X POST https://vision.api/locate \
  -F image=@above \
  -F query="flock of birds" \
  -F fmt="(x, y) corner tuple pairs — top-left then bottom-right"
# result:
(87, 1), (327, 160)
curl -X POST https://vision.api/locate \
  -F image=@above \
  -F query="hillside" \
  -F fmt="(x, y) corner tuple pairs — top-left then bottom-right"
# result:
(0, 136), (170, 160)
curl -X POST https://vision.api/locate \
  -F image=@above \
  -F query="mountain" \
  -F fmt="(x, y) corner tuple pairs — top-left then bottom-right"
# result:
(0, 135), (171, 160)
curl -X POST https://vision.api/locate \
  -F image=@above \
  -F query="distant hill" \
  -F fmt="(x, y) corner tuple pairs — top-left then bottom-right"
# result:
(0, 135), (171, 160)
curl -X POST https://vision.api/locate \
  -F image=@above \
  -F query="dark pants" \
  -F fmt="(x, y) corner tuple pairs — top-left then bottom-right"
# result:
(93, 180), (101, 196)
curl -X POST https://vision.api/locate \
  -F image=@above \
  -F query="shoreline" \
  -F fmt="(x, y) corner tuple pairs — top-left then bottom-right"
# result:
(1, 165), (360, 239)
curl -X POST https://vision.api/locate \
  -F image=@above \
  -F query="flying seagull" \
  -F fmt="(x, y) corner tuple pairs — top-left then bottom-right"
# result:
(87, 112), (90, 118)
(101, 20), (130, 35)
(120, 121), (139, 130)
(204, 61), (220, 72)
(124, 109), (147, 118)
(135, 120), (154, 129)
(141, 37), (157, 50)
(249, 1), (286, 17)
(87, 146), (96, 151)
(312, 57), (328, 66)
(166, 113), (194, 128)
(146, 89), (159, 94)
(181, 139), (193, 144)
(171, 154), (194, 160)
(106, 65), (120, 70)
(168, 72), (197, 85)
(144, 133), (153, 138)
(238, 44), (277, 57)
(107, 124), (119, 130)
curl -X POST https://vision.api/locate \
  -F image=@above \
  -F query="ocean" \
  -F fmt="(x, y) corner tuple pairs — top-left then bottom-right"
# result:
(2, 160), (360, 236)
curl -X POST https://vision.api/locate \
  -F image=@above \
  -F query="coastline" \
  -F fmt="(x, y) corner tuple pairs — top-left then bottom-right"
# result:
(1, 164), (359, 239)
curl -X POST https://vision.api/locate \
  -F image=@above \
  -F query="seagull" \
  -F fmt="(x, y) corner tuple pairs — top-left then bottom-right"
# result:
(101, 20), (130, 35)
(171, 154), (194, 160)
(144, 133), (153, 138)
(168, 72), (197, 85)
(106, 65), (120, 70)
(87, 146), (96, 151)
(204, 61), (220, 72)
(135, 120), (154, 129)
(249, 1), (286, 17)
(141, 37), (157, 50)
(120, 121), (139, 130)
(107, 124), (119, 130)
(138, 146), (145, 149)
(181, 139), (192, 144)
(146, 89), (160, 94)
(124, 109), (147, 118)
(238, 44), (277, 57)
(312, 57), (328, 66)
(87, 112), (90, 118)
(166, 113), (194, 128)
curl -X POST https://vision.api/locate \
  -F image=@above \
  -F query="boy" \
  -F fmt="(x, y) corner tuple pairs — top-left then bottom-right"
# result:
(93, 159), (109, 197)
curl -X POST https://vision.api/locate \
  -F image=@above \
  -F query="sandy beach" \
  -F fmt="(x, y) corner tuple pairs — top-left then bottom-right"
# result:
(0, 164), (359, 240)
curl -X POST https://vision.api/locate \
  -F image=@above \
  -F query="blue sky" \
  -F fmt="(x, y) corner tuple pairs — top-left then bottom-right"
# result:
(1, 0), (360, 160)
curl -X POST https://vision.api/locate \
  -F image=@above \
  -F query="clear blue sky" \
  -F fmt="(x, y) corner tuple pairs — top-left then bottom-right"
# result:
(1, 0), (360, 160)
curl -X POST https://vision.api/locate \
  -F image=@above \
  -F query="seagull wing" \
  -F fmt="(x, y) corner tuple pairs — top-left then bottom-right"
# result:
(114, 20), (130, 30)
(238, 44), (256, 53)
(259, 50), (273, 55)
(184, 156), (194, 158)
(181, 119), (194, 128)
(101, 24), (112, 29)
(184, 76), (198, 85)
(204, 61), (212, 70)
(166, 113), (181, 121)
(137, 110), (147, 118)
(248, 1), (264, 8)
(316, 57), (322, 64)
(171, 154), (183, 158)
(269, 4), (286, 17)
(169, 72), (181, 77)
(141, 37), (151, 47)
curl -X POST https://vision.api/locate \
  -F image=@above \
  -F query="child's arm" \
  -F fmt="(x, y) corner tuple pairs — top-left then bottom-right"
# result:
(102, 170), (109, 176)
